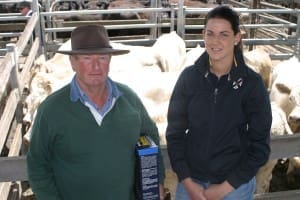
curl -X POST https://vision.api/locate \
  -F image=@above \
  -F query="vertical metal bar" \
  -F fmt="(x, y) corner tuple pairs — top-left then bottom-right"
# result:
(6, 44), (21, 96)
(170, 3), (176, 32)
(150, 0), (158, 39)
(177, 0), (185, 39)
(157, 0), (162, 37)
(32, 0), (42, 55)
(295, 10), (300, 61)
(249, 0), (258, 51)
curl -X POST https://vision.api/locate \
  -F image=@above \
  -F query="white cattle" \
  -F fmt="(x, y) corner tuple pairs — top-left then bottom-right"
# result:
(270, 57), (300, 90)
(268, 56), (300, 191)
(152, 31), (186, 72)
(110, 43), (161, 73)
(23, 32), (185, 145)
(256, 160), (278, 194)
(110, 70), (180, 145)
(181, 44), (205, 68)
(22, 41), (75, 143)
(243, 48), (273, 89)
(287, 156), (300, 189)
(270, 57), (300, 133)
(288, 85), (300, 133)
(255, 101), (293, 194)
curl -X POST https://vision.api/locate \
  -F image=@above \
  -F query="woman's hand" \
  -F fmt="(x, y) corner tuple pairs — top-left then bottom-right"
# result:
(183, 178), (207, 200)
(204, 181), (234, 200)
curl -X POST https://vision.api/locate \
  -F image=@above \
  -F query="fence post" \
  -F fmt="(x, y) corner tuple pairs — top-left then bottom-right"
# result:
(177, 0), (185, 39)
(32, 0), (43, 55)
(170, 3), (176, 32)
(6, 44), (21, 97)
(150, 0), (158, 39)
(295, 10), (300, 62)
(249, 0), (259, 51)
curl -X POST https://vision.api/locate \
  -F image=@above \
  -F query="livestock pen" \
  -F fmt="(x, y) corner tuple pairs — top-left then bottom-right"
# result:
(1, 0), (300, 199)
(0, 0), (40, 198)
(36, 0), (300, 61)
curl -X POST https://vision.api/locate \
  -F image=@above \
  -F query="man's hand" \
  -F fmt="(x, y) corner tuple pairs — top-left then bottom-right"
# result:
(159, 184), (165, 200)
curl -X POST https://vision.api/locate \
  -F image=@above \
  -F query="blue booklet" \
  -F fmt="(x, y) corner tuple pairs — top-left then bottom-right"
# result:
(135, 136), (159, 200)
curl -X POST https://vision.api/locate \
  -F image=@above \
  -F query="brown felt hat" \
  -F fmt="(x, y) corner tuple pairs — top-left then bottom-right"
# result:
(57, 25), (129, 55)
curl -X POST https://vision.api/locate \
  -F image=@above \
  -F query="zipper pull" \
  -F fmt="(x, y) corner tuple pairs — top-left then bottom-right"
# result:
(214, 88), (218, 103)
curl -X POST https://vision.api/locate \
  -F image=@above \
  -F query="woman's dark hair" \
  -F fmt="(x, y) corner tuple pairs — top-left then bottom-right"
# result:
(204, 6), (243, 52)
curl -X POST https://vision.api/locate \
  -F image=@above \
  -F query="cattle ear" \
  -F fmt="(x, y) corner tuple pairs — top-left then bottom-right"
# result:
(276, 83), (291, 94)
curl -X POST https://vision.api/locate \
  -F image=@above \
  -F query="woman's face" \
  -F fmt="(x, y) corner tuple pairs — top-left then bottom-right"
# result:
(203, 18), (241, 63)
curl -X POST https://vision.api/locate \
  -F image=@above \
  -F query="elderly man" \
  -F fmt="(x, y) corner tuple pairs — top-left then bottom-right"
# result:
(27, 25), (165, 200)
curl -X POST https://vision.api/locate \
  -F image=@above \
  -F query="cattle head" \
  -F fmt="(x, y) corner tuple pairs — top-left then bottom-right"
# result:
(275, 83), (300, 133)
(288, 85), (300, 133)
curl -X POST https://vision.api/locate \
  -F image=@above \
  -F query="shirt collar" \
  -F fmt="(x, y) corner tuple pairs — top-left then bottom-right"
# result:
(70, 75), (121, 103)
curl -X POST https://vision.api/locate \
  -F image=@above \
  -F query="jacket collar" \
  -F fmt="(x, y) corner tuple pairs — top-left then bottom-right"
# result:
(194, 49), (249, 82)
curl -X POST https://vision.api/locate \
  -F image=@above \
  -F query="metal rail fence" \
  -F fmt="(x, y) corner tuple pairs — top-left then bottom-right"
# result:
(35, 1), (300, 61)
(1, 0), (300, 199)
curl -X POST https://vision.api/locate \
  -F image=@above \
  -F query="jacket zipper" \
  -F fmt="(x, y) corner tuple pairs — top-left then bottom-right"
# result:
(205, 72), (219, 104)
(214, 88), (218, 103)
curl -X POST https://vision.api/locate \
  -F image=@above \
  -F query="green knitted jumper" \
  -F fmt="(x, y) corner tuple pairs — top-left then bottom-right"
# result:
(27, 83), (165, 200)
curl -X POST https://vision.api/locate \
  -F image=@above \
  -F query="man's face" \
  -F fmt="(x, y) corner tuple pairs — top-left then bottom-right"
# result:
(19, 6), (30, 16)
(70, 54), (111, 91)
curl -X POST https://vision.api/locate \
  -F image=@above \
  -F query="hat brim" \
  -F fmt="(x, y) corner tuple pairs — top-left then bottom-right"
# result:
(56, 48), (129, 55)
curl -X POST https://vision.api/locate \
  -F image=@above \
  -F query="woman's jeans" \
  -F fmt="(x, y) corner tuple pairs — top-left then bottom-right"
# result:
(175, 177), (256, 200)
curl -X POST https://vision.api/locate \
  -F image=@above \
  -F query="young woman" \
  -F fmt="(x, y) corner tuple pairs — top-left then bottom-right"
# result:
(166, 6), (272, 200)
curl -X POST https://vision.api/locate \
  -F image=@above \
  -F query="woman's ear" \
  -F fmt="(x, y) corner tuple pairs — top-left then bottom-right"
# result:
(234, 32), (242, 45)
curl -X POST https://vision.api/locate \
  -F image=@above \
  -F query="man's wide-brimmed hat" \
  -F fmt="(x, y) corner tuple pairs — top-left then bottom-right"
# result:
(57, 25), (129, 55)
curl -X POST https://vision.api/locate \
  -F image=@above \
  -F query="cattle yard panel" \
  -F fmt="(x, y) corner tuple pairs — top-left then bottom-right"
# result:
(0, 0), (41, 56)
(1, 0), (300, 199)
(180, 7), (300, 60)
(39, 6), (175, 59)
(0, 14), (27, 55)
(1, 134), (300, 199)
(2, 0), (299, 61)
(0, 7), (40, 199)
(37, 4), (300, 61)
